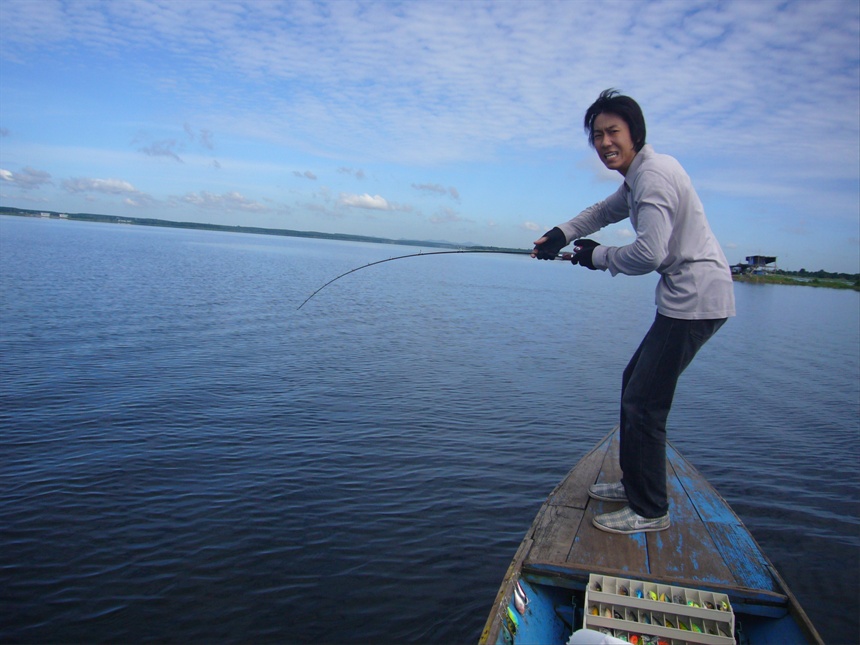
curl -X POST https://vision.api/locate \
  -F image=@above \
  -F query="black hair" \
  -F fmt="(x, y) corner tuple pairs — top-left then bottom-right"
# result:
(584, 89), (647, 152)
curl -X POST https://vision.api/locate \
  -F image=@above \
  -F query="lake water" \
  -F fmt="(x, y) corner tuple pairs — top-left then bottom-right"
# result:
(1, 215), (858, 643)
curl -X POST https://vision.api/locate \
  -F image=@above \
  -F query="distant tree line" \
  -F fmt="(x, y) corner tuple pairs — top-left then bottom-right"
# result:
(774, 268), (859, 282)
(0, 206), (519, 254)
(3, 206), (857, 278)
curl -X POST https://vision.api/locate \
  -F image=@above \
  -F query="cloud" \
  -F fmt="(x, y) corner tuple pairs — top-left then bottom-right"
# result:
(293, 170), (317, 180)
(338, 167), (366, 180)
(199, 129), (214, 150)
(338, 193), (391, 210)
(63, 177), (138, 194)
(184, 122), (215, 150)
(139, 139), (183, 163)
(174, 190), (267, 212)
(412, 183), (461, 201)
(0, 166), (52, 189)
(135, 126), (217, 162)
(303, 200), (344, 219)
(522, 221), (541, 232)
(3, 1), (857, 171)
(62, 175), (155, 206)
(412, 183), (447, 195)
(430, 207), (470, 225)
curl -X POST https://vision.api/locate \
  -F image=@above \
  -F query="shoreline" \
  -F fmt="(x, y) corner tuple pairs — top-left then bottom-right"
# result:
(733, 274), (859, 291)
(4, 208), (857, 290)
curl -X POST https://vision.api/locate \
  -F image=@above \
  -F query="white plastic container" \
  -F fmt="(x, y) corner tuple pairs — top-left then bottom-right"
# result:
(582, 574), (735, 645)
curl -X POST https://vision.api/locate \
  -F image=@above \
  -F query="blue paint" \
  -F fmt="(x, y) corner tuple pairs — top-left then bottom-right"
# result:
(635, 531), (649, 573)
(495, 578), (572, 645)
(668, 445), (777, 592)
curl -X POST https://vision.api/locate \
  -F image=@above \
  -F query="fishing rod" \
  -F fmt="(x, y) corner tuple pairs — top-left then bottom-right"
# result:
(296, 247), (573, 310)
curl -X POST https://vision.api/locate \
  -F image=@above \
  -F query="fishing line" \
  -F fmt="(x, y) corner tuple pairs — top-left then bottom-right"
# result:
(297, 248), (538, 310)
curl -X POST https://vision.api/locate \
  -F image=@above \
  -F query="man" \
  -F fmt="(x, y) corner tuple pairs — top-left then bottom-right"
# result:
(532, 89), (735, 534)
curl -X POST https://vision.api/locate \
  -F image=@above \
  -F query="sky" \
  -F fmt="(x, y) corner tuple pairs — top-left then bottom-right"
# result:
(0, 0), (858, 273)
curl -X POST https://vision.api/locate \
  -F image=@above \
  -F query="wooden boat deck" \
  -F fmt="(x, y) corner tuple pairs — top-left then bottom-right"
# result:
(481, 427), (821, 644)
(519, 428), (787, 609)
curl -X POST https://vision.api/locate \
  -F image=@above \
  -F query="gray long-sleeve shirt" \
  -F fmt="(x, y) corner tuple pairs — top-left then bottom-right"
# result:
(557, 144), (736, 320)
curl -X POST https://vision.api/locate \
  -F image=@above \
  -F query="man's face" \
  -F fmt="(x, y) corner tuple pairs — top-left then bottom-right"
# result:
(592, 112), (637, 176)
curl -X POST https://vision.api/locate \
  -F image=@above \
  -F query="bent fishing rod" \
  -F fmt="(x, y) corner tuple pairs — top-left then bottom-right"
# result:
(296, 247), (578, 310)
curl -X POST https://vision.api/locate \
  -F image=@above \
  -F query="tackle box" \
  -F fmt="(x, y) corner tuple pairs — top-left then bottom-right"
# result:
(583, 574), (735, 645)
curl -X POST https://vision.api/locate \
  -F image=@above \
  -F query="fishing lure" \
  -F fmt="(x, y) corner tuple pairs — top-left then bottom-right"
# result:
(505, 606), (519, 635)
(296, 248), (539, 310)
(513, 580), (529, 615)
(648, 590), (658, 601)
(501, 621), (513, 645)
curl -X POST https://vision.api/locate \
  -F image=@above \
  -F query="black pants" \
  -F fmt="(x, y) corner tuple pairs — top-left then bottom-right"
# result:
(620, 313), (726, 518)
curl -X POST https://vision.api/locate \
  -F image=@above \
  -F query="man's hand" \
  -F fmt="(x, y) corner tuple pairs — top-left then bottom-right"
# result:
(531, 227), (567, 260)
(570, 238), (600, 270)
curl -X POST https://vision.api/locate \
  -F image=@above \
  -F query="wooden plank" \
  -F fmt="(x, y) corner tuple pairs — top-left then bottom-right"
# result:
(565, 503), (650, 573)
(521, 427), (780, 594)
(667, 443), (779, 594)
(528, 504), (586, 563)
(646, 456), (738, 585)
(561, 429), (649, 574)
(527, 428), (649, 575)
